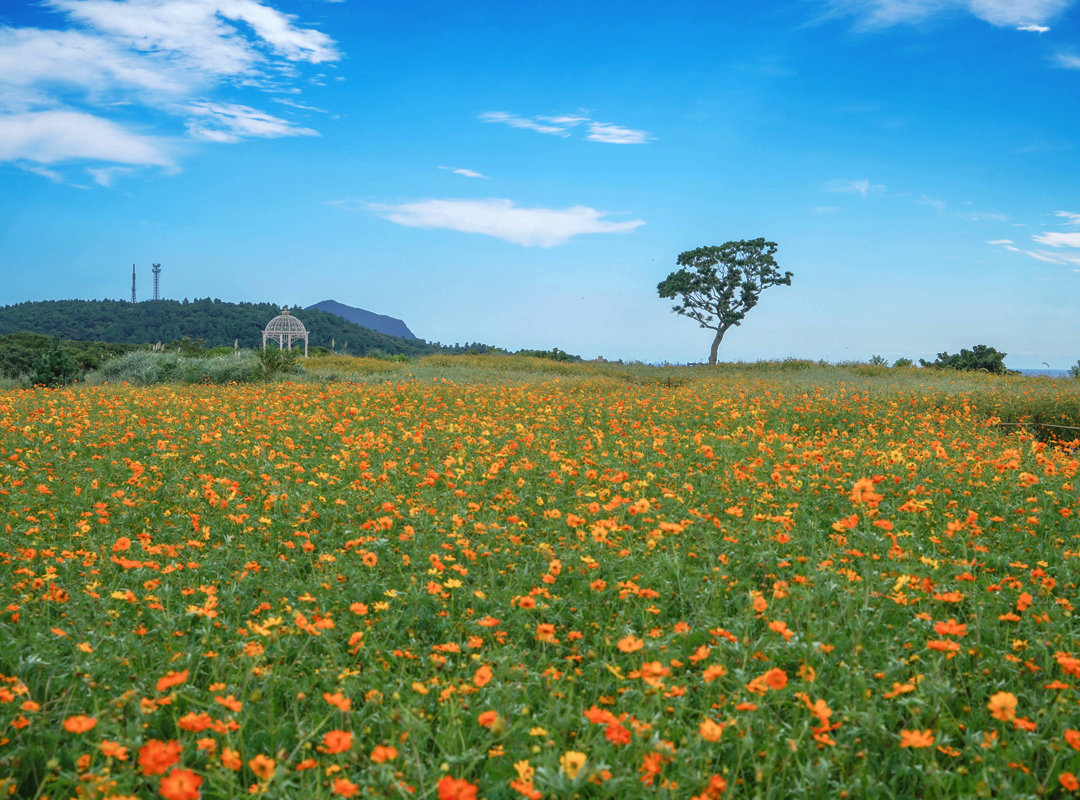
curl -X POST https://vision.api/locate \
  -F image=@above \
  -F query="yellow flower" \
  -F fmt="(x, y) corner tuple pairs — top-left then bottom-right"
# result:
(559, 750), (587, 780)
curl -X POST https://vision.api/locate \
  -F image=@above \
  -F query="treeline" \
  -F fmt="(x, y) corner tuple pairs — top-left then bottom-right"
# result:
(0, 298), (464, 358)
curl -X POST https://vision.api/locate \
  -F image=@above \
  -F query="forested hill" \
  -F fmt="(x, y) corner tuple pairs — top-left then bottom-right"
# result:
(0, 298), (444, 355)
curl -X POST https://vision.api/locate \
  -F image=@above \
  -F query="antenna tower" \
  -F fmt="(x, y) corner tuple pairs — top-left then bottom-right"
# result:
(131, 264), (136, 303)
(152, 263), (162, 300)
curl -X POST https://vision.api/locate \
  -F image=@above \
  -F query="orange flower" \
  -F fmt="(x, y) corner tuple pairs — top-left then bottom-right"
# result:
(604, 722), (631, 745)
(155, 670), (189, 693)
(100, 740), (129, 760)
(248, 754), (275, 781)
(477, 710), (499, 728)
(473, 664), (493, 688)
(138, 739), (182, 776)
(1065, 730), (1080, 751)
(933, 619), (967, 637)
(899, 729), (935, 748)
(220, 747), (242, 771)
(1061, 773), (1080, 792)
(763, 668), (788, 690)
(699, 718), (724, 742)
(370, 745), (398, 763)
(617, 636), (644, 653)
(62, 715), (97, 733)
(333, 778), (360, 797)
(213, 694), (242, 713)
(987, 691), (1017, 722)
(323, 692), (351, 711)
(437, 776), (479, 800)
(638, 661), (670, 687)
(159, 768), (202, 800)
(321, 730), (353, 754)
(702, 664), (727, 682)
(768, 620), (794, 641)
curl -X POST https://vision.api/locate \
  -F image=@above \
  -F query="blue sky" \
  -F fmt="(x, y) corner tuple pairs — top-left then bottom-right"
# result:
(1, 0), (1078, 367)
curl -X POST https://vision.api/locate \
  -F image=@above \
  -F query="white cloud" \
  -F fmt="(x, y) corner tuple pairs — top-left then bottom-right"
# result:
(824, 178), (885, 196)
(369, 198), (645, 247)
(987, 239), (1014, 245)
(1032, 231), (1080, 247)
(586, 122), (650, 144)
(0, 110), (174, 166)
(1056, 53), (1080, 69)
(479, 111), (570, 136)
(1017, 23), (1050, 31)
(1054, 211), (1080, 225)
(88, 165), (136, 186)
(185, 101), (317, 142)
(962, 210), (1009, 222)
(826, 0), (1074, 28)
(439, 165), (488, 179)
(0, 0), (338, 179)
(481, 111), (651, 144)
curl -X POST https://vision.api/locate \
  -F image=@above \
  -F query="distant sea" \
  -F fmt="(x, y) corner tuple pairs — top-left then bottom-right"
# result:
(1019, 368), (1071, 378)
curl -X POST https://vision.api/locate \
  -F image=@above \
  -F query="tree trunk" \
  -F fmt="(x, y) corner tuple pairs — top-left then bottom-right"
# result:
(708, 328), (726, 365)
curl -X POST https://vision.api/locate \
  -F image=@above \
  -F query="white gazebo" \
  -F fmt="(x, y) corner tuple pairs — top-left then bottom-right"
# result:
(262, 307), (309, 357)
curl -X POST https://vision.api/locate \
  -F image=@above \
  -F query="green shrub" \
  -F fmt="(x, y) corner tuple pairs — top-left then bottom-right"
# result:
(30, 338), (80, 387)
(920, 344), (1011, 374)
(93, 350), (263, 385)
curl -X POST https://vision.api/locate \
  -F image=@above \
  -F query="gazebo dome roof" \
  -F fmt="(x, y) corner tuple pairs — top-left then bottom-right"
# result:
(265, 308), (307, 334)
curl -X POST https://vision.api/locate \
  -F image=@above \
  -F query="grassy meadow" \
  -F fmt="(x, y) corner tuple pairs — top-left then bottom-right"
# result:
(2, 356), (1079, 799)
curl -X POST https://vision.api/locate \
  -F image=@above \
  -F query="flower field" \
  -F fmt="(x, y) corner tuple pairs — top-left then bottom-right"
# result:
(2, 367), (1079, 798)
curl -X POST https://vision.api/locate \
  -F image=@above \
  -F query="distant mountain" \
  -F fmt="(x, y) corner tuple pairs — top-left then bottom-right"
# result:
(307, 300), (417, 340)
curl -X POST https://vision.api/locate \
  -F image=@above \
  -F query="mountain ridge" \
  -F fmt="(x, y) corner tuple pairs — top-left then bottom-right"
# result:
(306, 299), (417, 340)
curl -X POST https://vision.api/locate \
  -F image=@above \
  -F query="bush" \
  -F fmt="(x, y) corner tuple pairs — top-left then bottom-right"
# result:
(1069, 360), (1080, 379)
(920, 344), (1011, 374)
(30, 338), (80, 387)
(893, 357), (914, 368)
(93, 350), (263, 385)
(868, 355), (888, 366)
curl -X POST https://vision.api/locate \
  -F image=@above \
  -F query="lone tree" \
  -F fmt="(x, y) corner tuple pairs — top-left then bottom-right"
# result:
(657, 238), (792, 365)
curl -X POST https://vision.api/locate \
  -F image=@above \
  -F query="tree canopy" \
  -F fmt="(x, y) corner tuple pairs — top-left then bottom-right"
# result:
(657, 238), (792, 364)
(919, 344), (1011, 374)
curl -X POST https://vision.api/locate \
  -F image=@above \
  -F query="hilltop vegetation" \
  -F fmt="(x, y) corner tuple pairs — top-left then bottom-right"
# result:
(0, 299), (448, 357)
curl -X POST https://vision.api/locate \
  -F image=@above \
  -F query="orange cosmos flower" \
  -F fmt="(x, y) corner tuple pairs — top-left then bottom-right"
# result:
(477, 710), (499, 728)
(159, 768), (202, 800)
(370, 745), (398, 763)
(617, 635), (644, 653)
(987, 691), (1018, 721)
(473, 664), (493, 688)
(437, 776), (478, 800)
(321, 730), (353, 754)
(1065, 730), (1080, 751)
(99, 740), (129, 760)
(323, 692), (351, 711)
(764, 668), (788, 690)
(1061, 773), (1080, 792)
(702, 664), (727, 682)
(138, 739), (182, 776)
(899, 729), (935, 748)
(220, 747), (242, 771)
(62, 715), (97, 733)
(699, 718), (724, 742)
(638, 661), (670, 686)
(155, 670), (189, 693)
(332, 778), (360, 797)
(604, 722), (631, 745)
(213, 694), (242, 713)
(248, 754), (275, 781)
(933, 619), (967, 637)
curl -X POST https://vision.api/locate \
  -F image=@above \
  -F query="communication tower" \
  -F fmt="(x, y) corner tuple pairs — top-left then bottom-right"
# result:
(152, 263), (162, 300)
(131, 264), (136, 303)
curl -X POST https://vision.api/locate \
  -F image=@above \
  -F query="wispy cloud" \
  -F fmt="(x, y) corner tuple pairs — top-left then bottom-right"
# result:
(1054, 211), (1080, 225)
(185, 101), (317, 142)
(368, 198), (645, 247)
(824, 178), (885, 196)
(586, 122), (651, 144)
(1017, 23), (1050, 31)
(481, 111), (651, 144)
(1055, 53), (1080, 69)
(824, 0), (1075, 29)
(479, 111), (571, 137)
(1032, 231), (1080, 248)
(0, 0), (338, 181)
(0, 110), (174, 166)
(439, 165), (489, 179)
